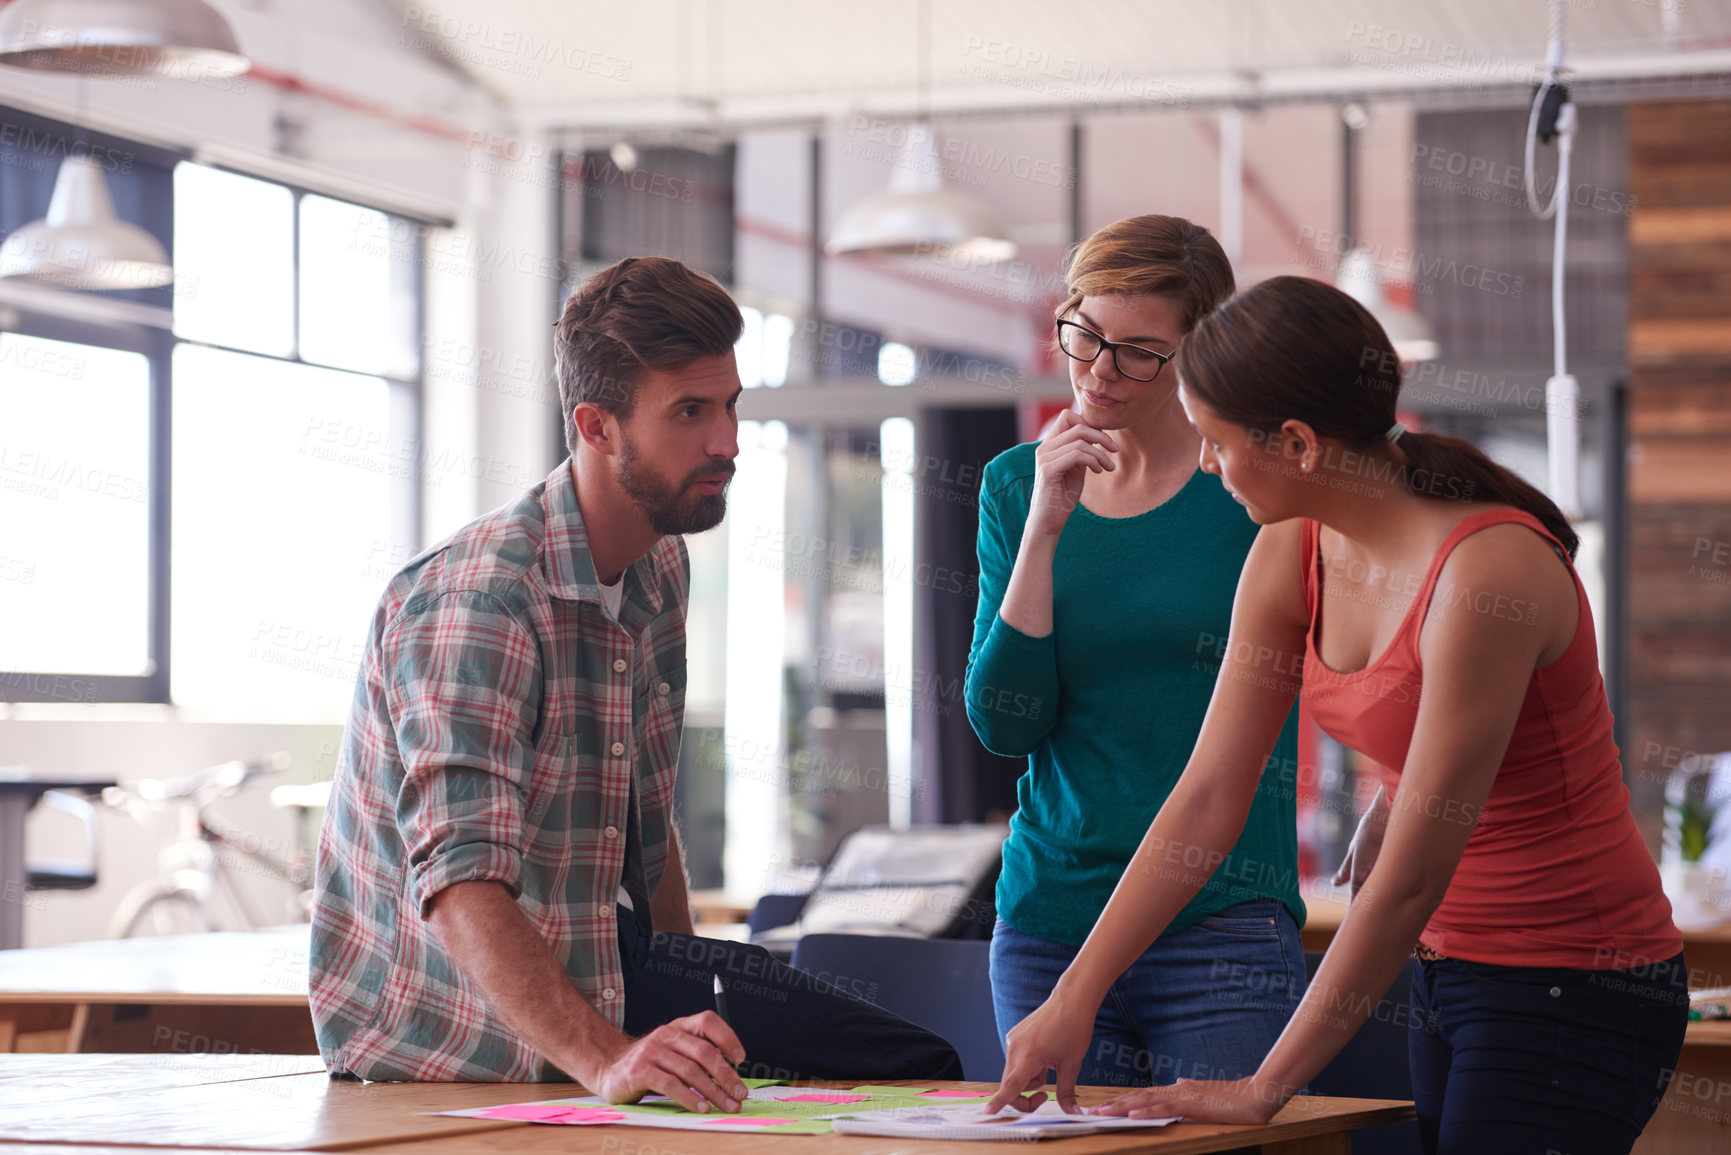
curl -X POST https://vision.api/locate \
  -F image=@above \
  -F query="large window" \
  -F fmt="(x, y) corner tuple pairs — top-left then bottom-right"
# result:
(172, 165), (295, 357)
(165, 165), (422, 713)
(0, 110), (177, 703)
(0, 123), (426, 711)
(0, 335), (153, 681)
(169, 346), (397, 711)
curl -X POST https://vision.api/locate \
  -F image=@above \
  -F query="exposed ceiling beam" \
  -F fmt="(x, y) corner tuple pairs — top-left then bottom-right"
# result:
(526, 52), (1731, 136)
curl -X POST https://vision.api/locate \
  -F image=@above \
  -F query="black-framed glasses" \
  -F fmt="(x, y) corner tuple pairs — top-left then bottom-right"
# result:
(1055, 319), (1175, 383)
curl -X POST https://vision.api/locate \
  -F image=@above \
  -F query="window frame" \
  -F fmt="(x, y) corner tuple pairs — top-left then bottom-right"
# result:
(0, 137), (431, 705)
(0, 312), (172, 703)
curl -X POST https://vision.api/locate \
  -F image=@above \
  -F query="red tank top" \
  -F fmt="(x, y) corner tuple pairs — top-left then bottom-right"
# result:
(1300, 510), (1681, 969)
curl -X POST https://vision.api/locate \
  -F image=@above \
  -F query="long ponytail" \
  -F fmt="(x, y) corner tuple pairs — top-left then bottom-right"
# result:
(1180, 276), (1579, 558)
(1396, 431), (1578, 558)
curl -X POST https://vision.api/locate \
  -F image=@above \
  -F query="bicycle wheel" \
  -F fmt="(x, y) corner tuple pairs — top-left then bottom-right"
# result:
(110, 886), (211, 937)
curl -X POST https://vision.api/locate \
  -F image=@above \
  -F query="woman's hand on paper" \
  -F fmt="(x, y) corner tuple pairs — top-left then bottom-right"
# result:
(1090, 1075), (1285, 1125)
(984, 990), (1099, 1116)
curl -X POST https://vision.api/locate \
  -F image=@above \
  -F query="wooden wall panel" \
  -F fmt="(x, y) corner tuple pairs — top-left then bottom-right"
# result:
(1626, 100), (1731, 802)
(1629, 100), (1731, 206)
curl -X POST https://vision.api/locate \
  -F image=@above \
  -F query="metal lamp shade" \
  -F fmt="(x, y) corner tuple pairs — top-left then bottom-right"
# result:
(828, 186), (1018, 262)
(0, 154), (173, 290)
(1377, 308), (1441, 364)
(1336, 247), (1439, 363)
(0, 0), (248, 78)
(827, 124), (1017, 263)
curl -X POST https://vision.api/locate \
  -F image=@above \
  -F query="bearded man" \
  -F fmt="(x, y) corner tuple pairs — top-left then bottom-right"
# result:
(311, 257), (959, 1102)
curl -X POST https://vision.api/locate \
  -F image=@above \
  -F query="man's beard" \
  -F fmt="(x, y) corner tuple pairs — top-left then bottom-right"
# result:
(617, 434), (733, 535)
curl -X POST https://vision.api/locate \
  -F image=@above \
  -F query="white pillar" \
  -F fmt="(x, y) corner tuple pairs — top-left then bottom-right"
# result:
(1218, 107), (1244, 265)
(723, 420), (791, 893)
(880, 417), (916, 829)
(472, 128), (560, 514)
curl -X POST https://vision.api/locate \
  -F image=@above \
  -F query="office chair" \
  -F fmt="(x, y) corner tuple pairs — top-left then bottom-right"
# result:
(789, 932), (1004, 1083)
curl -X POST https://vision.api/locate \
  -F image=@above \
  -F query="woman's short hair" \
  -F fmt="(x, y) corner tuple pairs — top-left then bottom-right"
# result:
(1058, 215), (1236, 333)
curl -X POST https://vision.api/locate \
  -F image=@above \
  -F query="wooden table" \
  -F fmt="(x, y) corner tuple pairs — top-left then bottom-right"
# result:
(1298, 896), (1349, 953)
(687, 888), (756, 926)
(1676, 922), (1731, 991)
(1301, 897), (1731, 988)
(0, 927), (313, 1054)
(0, 1054), (1412, 1154)
(1633, 1020), (1731, 1155)
(0, 918), (759, 1056)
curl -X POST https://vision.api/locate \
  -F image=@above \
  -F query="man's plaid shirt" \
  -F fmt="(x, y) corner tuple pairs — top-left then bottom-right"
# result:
(310, 461), (689, 1081)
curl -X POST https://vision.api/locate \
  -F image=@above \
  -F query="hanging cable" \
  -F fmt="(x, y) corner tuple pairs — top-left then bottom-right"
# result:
(1550, 102), (1577, 389)
(1525, 0), (1582, 519)
(1525, 0), (1570, 218)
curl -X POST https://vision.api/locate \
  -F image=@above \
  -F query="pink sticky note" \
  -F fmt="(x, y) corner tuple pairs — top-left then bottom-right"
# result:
(474, 1103), (621, 1123)
(780, 1093), (870, 1104)
(551, 1108), (628, 1124)
(709, 1117), (796, 1125)
(920, 1089), (988, 1099)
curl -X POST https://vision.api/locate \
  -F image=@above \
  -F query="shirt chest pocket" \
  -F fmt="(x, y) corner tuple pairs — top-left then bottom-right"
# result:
(637, 662), (687, 779)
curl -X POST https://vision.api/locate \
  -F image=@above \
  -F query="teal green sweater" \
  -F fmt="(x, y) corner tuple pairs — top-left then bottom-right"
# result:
(966, 443), (1304, 946)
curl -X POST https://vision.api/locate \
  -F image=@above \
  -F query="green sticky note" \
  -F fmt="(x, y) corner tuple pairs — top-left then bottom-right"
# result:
(611, 1102), (690, 1117)
(761, 1119), (834, 1134)
(741, 1077), (789, 1088)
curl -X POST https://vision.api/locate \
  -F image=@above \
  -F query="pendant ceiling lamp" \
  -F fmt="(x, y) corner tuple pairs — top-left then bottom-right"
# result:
(0, 0), (248, 78)
(827, 123), (1017, 263)
(826, 0), (1015, 263)
(1334, 105), (1435, 364)
(0, 153), (173, 289)
(1336, 248), (1438, 363)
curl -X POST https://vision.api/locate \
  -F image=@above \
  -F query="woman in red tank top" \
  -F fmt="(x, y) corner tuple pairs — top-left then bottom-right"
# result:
(988, 277), (1688, 1155)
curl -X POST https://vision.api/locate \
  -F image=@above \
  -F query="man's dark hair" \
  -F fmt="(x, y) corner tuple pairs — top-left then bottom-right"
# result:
(554, 256), (744, 453)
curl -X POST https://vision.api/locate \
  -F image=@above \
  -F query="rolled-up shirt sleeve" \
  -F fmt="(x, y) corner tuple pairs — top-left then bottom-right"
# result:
(381, 589), (543, 918)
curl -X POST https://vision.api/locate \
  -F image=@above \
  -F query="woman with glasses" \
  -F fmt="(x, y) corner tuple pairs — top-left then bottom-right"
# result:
(965, 215), (1306, 1091)
(987, 277), (1686, 1155)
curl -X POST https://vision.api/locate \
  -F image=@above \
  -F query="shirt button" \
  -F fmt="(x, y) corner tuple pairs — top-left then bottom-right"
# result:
(610, 741), (625, 757)
(599, 904), (612, 918)
(604, 825), (619, 839)
(657, 681), (671, 696)
(613, 658), (627, 673)
(1549, 986), (1562, 998)
(602, 987), (616, 1000)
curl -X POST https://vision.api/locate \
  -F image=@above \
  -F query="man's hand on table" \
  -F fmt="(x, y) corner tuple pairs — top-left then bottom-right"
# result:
(584, 1011), (750, 1114)
(426, 881), (747, 1111)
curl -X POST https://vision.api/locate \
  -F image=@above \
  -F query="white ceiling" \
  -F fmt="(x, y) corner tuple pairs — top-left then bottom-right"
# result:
(382, 0), (1731, 129)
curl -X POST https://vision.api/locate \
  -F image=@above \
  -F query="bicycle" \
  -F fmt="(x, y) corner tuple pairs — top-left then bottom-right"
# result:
(103, 753), (325, 937)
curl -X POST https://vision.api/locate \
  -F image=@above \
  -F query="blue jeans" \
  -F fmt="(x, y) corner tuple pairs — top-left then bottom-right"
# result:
(1408, 951), (1689, 1155)
(990, 899), (1306, 1088)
